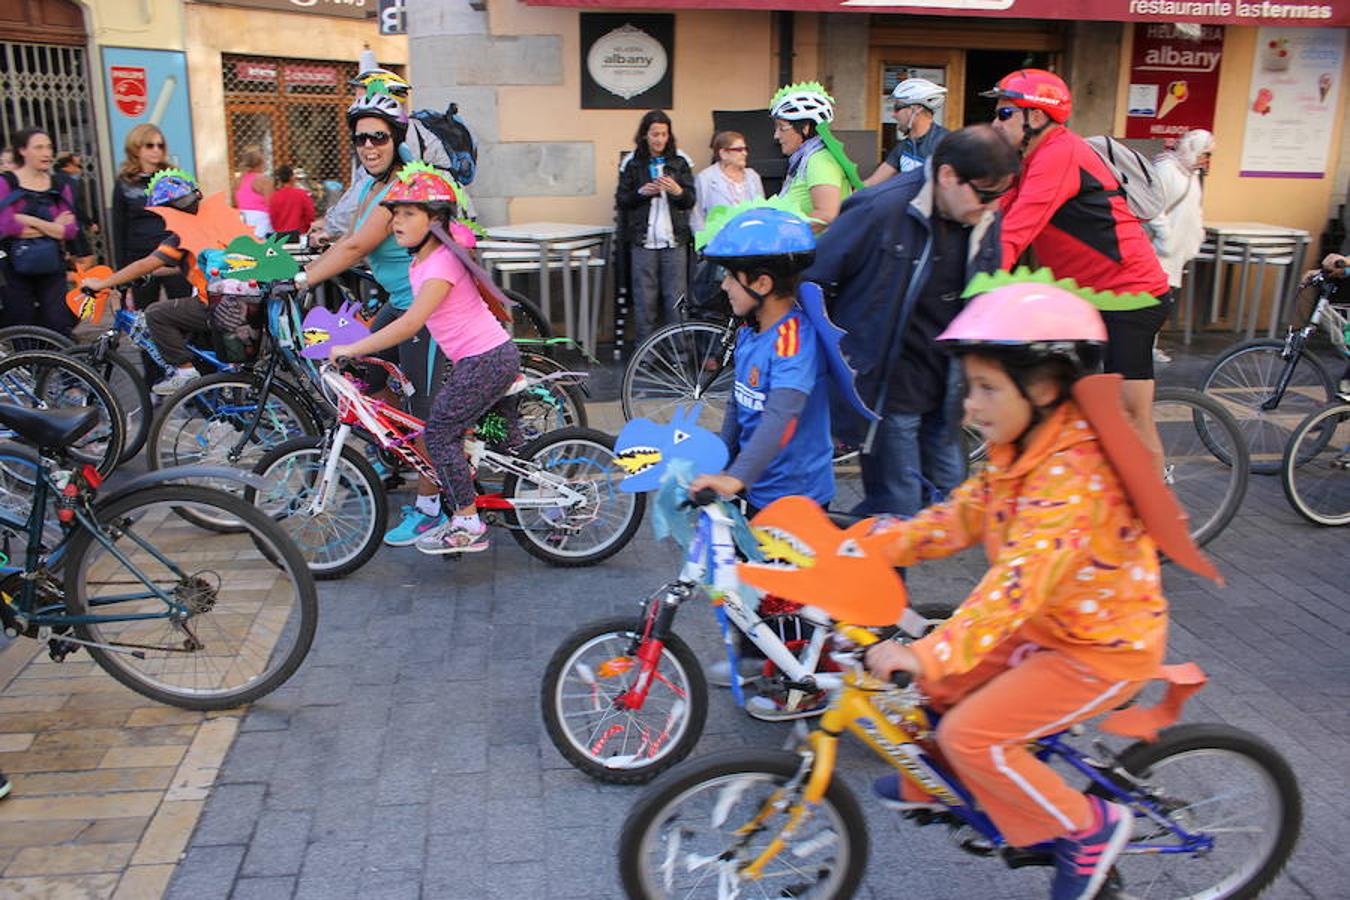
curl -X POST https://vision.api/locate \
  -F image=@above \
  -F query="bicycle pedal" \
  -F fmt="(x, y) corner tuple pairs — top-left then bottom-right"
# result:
(46, 639), (81, 662)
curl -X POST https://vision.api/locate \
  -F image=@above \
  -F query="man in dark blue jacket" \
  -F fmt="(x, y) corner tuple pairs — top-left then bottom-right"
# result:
(806, 125), (1019, 516)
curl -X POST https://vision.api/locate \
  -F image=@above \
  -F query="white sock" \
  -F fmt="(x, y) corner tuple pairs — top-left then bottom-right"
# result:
(452, 514), (484, 534)
(415, 494), (441, 517)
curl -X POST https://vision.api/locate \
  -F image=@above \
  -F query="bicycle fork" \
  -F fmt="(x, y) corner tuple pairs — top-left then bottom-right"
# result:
(304, 424), (353, 516)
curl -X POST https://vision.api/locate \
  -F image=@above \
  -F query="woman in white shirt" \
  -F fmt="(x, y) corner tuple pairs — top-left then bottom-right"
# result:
(691, 131), (765, 232)
(1151, 129), (1213, 363)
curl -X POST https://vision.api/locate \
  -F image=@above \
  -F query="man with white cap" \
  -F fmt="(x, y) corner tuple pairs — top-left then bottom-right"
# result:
(863, 77), (949, 187)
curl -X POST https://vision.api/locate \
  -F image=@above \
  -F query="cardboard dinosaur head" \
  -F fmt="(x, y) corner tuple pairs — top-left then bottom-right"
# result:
(738, 496), (907, 626)
(66, 264), (115, 322)
(300, 302), (372, 359)
(614, 406), (728, 493)
(215, 234), (301, 282)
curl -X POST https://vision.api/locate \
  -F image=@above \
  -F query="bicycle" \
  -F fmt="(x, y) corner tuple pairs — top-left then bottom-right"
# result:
(618, 618), (1301, 898)
(244, 357), (645, 578)
(1201, 271), (1349, 473)
(0, 403), (317, 709)
(1281, 399), (1350, 526)
(0, 349), (127, 478)
(1152, 386), (1250, 546)
(541, 488), (935, 785)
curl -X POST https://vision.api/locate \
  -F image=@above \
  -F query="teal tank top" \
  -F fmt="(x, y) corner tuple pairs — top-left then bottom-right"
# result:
(358, 178), (414, 310)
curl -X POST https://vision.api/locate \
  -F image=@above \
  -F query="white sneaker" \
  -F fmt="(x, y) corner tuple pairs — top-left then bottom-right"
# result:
(153, 367), (198, 397)
(1337, 378), (1349, 403)
(1152, 346), (1172, 365)
(706, 658), (764, 689)
(744, 688), (829, 722)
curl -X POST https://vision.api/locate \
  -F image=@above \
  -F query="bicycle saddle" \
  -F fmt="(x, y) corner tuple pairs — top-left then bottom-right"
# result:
(0, 403), (99, 451)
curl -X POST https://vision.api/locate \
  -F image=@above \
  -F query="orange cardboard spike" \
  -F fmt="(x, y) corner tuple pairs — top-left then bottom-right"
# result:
(1072, 374), (1223, 584)
(147, 192), (251, 256)
(1100, 662), (1208, 741)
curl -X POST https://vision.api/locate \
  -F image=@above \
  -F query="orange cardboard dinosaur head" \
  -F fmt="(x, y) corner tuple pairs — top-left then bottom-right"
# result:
(737, 496), (908, 627)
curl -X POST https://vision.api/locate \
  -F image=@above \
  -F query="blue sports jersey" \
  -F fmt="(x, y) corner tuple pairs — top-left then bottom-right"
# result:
(732, 309), (834, 509)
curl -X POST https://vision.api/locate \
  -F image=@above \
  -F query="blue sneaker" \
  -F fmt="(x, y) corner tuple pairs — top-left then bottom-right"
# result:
(383, 506), (447, 547)
(1051, 795), (1132, 900)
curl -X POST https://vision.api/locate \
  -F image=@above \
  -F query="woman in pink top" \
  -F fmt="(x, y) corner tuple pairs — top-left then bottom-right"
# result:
(330, 164), (519, 555)
(234, 145), (273, 237)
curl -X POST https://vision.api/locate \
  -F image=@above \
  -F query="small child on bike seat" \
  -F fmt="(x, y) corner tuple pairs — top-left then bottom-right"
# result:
(690, 205), (836, 722)
(862, 279), (1172, 900)
(81, 169), (210, 397)
(328, 163), (518, 556)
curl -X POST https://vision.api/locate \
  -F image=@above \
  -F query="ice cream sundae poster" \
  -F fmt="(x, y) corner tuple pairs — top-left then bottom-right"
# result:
(1126, 24), (1223, 140)
(1240, 28), (1345, 179)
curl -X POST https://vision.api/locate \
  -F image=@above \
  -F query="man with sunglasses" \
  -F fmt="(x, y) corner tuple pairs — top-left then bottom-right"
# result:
(863, 78), (949, 188)
(986, 69), (1171, 469)
(806, 125), (1019, 517)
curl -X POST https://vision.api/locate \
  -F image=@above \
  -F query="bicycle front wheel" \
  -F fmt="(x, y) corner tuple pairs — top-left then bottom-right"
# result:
(619, 749), (868, 900)
(622, 321), (733, 430)
(1154, 387), (1249, 547)
(1281, 402), (1350, 526)
(63, 485), (318, 709)
(1200, 338), (1334, 473)
(0, 325), (74, 356)
(504, 427), (645, 566)
(247, 436), (388, 578)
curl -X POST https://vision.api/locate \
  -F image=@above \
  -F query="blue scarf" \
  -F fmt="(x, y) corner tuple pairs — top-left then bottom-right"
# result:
(785, 136), (825, 180)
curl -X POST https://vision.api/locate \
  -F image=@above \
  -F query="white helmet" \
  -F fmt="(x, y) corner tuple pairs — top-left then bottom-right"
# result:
(769, 82), (835, 125)
(891, 78), (947, 111)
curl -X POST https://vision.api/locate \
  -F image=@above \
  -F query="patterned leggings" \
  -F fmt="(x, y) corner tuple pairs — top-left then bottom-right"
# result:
(423, 339), (521, 510)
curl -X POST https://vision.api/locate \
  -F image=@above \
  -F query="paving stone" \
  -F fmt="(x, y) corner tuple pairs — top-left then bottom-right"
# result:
(164, 845), (246, 900)
(193, 784), (266, 846)
(239, 810), (311, 877)
(230, 876), (296, 900)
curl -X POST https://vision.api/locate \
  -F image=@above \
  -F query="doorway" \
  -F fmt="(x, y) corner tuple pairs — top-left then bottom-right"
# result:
(962, 50), (1054, 127)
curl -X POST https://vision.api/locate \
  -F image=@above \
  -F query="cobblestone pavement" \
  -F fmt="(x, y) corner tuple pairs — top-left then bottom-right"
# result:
(6, 339), (1347, 899)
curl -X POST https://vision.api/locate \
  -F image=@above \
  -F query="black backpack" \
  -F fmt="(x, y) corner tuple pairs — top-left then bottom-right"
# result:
(411, 103), (478, 187)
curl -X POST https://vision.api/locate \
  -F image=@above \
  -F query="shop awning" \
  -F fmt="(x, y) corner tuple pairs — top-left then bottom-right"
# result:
(524, 0), (1350, 29)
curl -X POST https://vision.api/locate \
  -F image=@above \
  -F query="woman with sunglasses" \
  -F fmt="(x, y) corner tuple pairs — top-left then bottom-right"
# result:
(295, 93), (449, 458)
(690, 131), (764, 233)
(110, 125), (188, 325)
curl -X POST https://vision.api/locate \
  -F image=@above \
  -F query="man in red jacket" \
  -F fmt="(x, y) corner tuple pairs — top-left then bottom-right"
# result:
(986, 69), (1170, 465)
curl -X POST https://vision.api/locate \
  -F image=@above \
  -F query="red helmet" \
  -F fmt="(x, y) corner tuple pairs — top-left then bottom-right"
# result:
(982, 69), (1072, 124)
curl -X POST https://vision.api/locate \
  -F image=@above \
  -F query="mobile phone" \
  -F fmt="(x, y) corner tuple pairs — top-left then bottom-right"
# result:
(648, 159), (665, 181)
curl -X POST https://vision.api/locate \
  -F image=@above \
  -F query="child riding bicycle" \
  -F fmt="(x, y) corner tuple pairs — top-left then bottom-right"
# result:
(859, 276), (1199, 900)
(328, 163), (517, 555)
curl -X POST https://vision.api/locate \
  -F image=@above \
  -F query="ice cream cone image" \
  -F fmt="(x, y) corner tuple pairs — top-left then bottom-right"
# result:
(1319, 73), (1332, 103)
(1157, 80), (1189, 119)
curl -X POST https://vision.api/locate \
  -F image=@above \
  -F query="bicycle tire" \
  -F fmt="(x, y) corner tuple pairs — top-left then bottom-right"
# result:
(1154, 387), (1249, 547)
(0, 441), (61, 553)
(618, 748), (868, 900)
(520, 352), (588, 436)
(69, 344), (152, 464)
(1280, 402), (1350, 527)
(541, 617), (708, 784)
(145, 371), (320, 532)
(505, 288), (554, 341)
(621, 321), (734, 431)
(1097, 723), (1301, 900)
(0, 325), (74, 355)
(0, 349), (126, 477)
(246, 435), (388, 578)
(63, 484), (318, 710)
(503, 426), (645, 567)
(1199, 338), (1334, 474)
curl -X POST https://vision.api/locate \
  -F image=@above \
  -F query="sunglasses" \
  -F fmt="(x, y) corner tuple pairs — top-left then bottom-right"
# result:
(963, 180), (1011, 204)
(352, 131), (392, 147)
(892, 103), (914, 114)
(143, 141), (166, 149)
(722, 146), (749, 153)
(995, 107), (1019, 121)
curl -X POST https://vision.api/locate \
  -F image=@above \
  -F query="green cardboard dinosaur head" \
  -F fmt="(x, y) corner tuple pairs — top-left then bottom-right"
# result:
(216, 234), (301, 282)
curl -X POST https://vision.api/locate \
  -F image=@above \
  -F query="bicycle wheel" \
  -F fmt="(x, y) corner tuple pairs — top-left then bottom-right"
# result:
(1200, 338), (1334, 473)
(0, 325), (74, 356)
(69, 344), (152, 464)
(1100, 723), (1301, 900)
(619, 749), (868, 900)
(622, 321), (734, 431)
(503, 426), (646, 566)
(0, 441), (61, 554)
(146, 371), (319, 531)
(542, 617), (707, 784)
(506, 288), (554, 341)
(1154, 387), (1249, 547)
(1281, 402), (1350, 526)
(62, 484), (318, 709)
(519, 352), (588, 441)
(246, 435), (388, 578)
(0, 350), (125, 477)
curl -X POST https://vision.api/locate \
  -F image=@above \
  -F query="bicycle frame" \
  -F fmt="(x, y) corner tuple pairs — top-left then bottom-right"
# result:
(1266, 277), (1350, 412)
(107, 308), (233, 377)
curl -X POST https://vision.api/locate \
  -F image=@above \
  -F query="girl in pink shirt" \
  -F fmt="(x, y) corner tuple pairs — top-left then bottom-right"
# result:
(330, 164), (519, 555)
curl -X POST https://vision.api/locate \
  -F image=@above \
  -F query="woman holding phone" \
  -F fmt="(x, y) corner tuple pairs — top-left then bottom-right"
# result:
(616, 110), (695, 343)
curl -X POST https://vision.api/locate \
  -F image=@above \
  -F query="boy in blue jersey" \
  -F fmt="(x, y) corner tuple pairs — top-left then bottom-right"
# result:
(690, 205), (838, 721)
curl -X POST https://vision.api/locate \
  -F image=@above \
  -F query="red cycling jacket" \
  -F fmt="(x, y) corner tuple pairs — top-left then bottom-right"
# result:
(999, 127), (1169, 298)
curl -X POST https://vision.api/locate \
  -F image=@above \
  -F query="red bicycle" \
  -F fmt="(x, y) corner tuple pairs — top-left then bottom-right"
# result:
(244, 358), (646, 578)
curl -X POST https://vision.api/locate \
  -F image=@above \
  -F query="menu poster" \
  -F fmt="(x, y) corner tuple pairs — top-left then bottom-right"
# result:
(1239, 28), (1346, 178)
(1125, 24), (1223, 140)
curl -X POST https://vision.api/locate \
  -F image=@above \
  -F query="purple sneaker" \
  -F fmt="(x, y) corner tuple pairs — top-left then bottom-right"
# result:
(1051, 795), (1132, 900)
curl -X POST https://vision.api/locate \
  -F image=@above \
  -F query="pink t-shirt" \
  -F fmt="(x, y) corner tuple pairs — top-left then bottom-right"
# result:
(411, 244), (511, 362)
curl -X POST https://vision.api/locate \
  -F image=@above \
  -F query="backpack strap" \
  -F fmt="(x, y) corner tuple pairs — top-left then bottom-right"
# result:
(0, 171), (27, 213)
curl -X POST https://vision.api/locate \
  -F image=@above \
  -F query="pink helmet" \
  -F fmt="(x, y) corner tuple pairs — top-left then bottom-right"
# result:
(938, 282), (1106, 373)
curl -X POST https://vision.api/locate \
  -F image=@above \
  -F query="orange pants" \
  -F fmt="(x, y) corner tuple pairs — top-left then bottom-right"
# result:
(922, 640), (1143, 847)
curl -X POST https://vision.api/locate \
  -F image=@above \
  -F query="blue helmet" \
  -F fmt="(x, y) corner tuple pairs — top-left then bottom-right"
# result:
(146, 168), (200, 209)
(701, 207), (815, 264)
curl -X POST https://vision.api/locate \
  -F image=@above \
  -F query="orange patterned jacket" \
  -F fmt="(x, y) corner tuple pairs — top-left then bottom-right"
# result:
(868, 400), (1168, 683)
